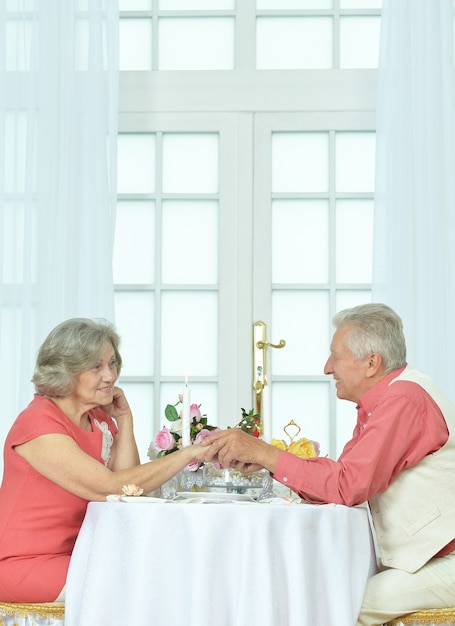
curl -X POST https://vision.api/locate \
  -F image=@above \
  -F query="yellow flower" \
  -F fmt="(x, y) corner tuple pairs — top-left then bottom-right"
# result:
(272, 438), (287, 451)
(287, 438), (319, 460)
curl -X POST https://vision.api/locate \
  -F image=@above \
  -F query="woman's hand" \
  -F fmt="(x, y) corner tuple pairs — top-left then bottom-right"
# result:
(102, 386), (140, 470)
(186, 442), (210, 463)
(102, 386), (133, 422)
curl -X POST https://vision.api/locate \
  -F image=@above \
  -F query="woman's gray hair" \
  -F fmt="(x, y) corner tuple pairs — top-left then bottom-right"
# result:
(332, 303), (407, 374)
(32, 318), (122, 397)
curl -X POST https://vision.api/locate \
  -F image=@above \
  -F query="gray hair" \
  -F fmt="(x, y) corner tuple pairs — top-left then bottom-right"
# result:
(332, 303), (407, 374)
(32, 318), (122, 397)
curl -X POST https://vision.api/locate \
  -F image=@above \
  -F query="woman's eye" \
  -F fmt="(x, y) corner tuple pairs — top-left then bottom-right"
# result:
(109, 359), (117, 368)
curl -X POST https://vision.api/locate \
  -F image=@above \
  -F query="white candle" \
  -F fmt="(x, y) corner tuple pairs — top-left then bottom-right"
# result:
(182, 375), (191, 447)
(262, 384), (272, 444)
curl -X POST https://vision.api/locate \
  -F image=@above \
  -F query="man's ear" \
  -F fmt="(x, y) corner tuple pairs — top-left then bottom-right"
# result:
(366, 353), (383, 378)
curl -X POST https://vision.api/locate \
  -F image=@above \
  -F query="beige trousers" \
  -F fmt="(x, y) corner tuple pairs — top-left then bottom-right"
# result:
(357, 551), (455, 626)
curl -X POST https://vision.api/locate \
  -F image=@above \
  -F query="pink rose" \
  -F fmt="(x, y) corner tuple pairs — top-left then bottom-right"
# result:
(194, 428), (219, 444)
(187, 460), (201, 471)
(190, 403), (202, 421)
(153, 427), (177, 452)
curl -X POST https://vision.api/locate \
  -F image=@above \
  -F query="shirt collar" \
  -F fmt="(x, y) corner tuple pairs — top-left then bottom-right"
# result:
(357, 365), (407, 415)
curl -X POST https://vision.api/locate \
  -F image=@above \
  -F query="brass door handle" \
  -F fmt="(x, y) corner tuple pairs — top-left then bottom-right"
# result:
(256, 339), (286, 350)
(253, 321), (286, 415)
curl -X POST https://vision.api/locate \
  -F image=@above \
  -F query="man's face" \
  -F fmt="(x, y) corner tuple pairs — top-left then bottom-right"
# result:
(324, 326), (372, 403)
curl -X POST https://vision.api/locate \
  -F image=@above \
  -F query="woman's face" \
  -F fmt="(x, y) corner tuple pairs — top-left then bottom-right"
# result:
(72, 342), (118, 409)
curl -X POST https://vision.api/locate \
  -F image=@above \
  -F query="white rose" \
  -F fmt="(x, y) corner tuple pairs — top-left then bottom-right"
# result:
(170, 418), (183, 436)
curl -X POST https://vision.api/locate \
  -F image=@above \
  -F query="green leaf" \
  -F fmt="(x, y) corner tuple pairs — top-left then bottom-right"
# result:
(165, 404), (180, 422)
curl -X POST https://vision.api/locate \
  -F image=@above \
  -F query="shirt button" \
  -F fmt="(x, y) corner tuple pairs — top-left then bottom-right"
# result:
(283, 476), (288, 483)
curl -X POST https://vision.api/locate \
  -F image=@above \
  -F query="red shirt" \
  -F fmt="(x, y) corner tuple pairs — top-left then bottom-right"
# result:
(0, 394), (118, 602)
(273, 367), (455, 557)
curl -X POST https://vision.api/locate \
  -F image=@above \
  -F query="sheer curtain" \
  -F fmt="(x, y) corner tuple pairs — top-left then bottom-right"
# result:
(373, 0), (455, 399)
(0, 0), (118, 466)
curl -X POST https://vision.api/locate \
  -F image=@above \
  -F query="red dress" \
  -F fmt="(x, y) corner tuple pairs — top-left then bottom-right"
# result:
(0, 395), (118, 602)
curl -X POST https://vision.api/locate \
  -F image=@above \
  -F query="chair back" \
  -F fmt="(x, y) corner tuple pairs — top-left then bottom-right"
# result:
(0, 601), (64, 626)
(387, 607), (455, 625)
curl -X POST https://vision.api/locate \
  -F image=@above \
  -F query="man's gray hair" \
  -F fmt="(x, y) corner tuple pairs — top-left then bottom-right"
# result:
(32, 318), (122, 397)
(332, 303), (407, 374)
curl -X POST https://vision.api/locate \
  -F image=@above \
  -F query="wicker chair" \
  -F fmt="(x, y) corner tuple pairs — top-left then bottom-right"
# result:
(0, 601), (64, 625)
(387, 608), (455, 625)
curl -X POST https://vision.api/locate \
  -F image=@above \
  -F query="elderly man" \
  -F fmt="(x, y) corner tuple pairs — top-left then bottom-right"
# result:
(203, 303), (455, 625)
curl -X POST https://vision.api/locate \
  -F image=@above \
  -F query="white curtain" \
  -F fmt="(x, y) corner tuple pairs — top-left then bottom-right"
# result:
(0, 1), (118, 463)
(373, 0), (455, 399)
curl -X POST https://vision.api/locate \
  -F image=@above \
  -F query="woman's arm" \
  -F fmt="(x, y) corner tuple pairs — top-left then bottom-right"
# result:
(15, 434), (206, 501)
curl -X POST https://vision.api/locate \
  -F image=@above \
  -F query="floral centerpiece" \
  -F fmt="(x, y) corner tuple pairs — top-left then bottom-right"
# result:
(149, 399), (268, 493)
(148, 395), (218, 471)
(149, 400), (318, 497)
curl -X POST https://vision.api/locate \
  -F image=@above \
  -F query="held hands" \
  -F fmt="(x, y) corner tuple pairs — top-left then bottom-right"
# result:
(201, 428), (278, 473)
(189, 442), (210, 463)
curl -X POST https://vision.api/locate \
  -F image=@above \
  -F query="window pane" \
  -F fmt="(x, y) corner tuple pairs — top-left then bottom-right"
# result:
(335, 132), (375, 192)
(119, 19), (153, 71)
(340, 16), (380, 69)
(340, 0), (382, 8)
(336, 396), (357, 457)
(161, 200), (218, 284)
(117, 134), (156, 194)
(3, 201), (37, 283)
(119, 0), (151, 9)
(114, 201), (155, 284)
(257, 18), (332, 69)
(6, 18), (32, 71)
(5, 111), (29, 193)
(162, 133), (219, 193)
(160, 0), (234, 8)
(272, 199), (329, 283)
(7, 0), (35, 8)
(335, 290), (372, 312)
(114, 291), (154, 376)
(336, 200), (373, 283)
(161, 291), (218, 376)
(257, 0), (332, 7)
(272, 132), (329, 193)
(159, 18), (235, 70)
(273, 382), (330, 456)
(272, 291), (330, 375)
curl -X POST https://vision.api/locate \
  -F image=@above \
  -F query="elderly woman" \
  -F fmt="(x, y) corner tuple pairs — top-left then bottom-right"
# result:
(0, 318), (206, 603)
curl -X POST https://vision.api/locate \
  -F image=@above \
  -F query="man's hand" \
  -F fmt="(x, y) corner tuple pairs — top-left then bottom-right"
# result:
(202, 428), (281, 473)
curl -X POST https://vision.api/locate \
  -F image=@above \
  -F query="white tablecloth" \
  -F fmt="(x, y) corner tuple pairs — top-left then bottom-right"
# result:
(65, 500), (376, 626)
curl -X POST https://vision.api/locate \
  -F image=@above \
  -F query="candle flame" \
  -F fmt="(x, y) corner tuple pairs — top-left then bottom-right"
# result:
(185, 374), (188, 385)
